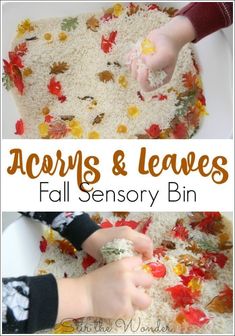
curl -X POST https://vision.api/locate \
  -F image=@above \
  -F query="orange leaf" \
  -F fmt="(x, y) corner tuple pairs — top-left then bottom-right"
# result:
(207, 285), (233, 313)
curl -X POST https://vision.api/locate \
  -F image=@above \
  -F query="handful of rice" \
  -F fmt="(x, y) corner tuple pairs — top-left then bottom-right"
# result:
(101, 238), (136, 264)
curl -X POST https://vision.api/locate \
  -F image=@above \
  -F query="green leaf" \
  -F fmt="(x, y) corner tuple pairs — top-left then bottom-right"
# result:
(61, 17), (78, 32)
(2, 73), (13, 91)
(197, 239), (219, 252)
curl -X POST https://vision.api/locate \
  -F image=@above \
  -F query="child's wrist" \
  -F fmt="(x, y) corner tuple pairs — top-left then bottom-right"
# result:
(160, 15), (196, 50)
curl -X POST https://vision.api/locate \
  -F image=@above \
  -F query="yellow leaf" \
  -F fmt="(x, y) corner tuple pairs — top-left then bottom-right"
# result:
(118, 75), (128, 88)
(88, 131), (100, 139)
(23, 67), (33, 77)
(117, 124), (128, 133)
(113, 3), (124, 17)
(141, 38), (156, 56)
(68, 119), (80, 128)
(128, 105), (140, 118)
(44, 32), (53, 42)
(17, 19), (34, 37)
(188, 277), (202, 292)
(58, 31), (68, 41)
(173, 263), (187, 276)
(38, 123), (49, 137)
(71, 126), (83, 138)
(53, 321), (75, 334)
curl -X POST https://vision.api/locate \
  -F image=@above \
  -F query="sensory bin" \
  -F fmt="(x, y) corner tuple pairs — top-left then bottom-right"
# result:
(3, 3), (207, 139)
(36, 212), (233, 334)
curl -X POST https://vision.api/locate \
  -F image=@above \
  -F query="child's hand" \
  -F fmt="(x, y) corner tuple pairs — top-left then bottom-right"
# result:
(57, 257), (153, 321)
(129, 16), (196, 91)
(82, 226), (153, 261)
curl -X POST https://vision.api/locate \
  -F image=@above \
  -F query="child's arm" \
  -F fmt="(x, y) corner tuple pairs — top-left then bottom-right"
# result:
(3, 257), (152, 333)
(131, 2), (233, 91)
(20, 212), (100, 251)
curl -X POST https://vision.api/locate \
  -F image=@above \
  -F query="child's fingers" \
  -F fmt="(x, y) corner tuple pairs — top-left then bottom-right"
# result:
(132, 234), (153, 260)
(137, 68), (154, 92)
(132, 288), (151, 310)
(142, 52), (166, 72)
(119, 256), (143, 270)
(132, 270), (153, 288)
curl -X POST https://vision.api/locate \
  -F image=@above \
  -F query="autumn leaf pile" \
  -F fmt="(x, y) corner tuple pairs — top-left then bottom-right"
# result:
(3, 3), (207, 139)
(37, 212), (233, 334)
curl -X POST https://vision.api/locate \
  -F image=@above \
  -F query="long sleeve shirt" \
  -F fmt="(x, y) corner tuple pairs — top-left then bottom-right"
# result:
(2, 212), (100, 334)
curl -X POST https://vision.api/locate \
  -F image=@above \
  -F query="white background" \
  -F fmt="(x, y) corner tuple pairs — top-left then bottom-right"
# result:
(1, 139), (234, 211)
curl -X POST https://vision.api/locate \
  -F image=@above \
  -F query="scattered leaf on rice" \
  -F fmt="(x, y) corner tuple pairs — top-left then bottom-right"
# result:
(141, 38), (156, 55)
(44, 259), (55, 265)
(48, 119), (69, 139)
(88, 131), (100, 139)
(98, 70), (114, 82)
(181, 307), (210, 327)
(207, 285), (233, 313)
(17, 19), (34, 37)
(15, 119), (24, 135)
(56, 239), (77, 257)
(86, 15), (100, 32)
(113, 3), (124, 17)
(38, 122), (49, 137)
(118, 75), (128, 88)
(92, 113), (105, 125)
(127, 2), (139, 16)
(91, 213), (103, 224)
(128, 105), (140, 118)
(61, 17), (78, 32)
(50, 61), (69, 74)
(23, 67), (32, 77)
(117, 124), (127, 133)
(113, 212), (130, 218)
(218, 233), (233, 250)
(178, 254), (199, 266)
(54, 321), (75, 334)
(58, 32), (68, 41)
(161, 240), (176, 249)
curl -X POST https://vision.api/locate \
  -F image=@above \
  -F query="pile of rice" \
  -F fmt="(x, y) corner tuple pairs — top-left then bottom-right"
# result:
(6, 3), (206, 139)
(36, 212), (233, 334)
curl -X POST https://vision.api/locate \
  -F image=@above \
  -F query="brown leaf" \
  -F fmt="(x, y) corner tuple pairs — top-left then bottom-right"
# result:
(60, 115), (75, 121)
(188, 212), (204, 222)
(113, 212), (130, 218)
(161, 240), (176, 249)
(77, 95), (94, 101)
(178, 254), (199, 266)
(218, 233), (233, 250)
(162, 7), (178, 17)
(44, 259), (55, 265)
(135, 133), (151, 139)
(92, 113), (105, 125)
(98, 70), (114, 83)
(186, 240), (202, 254)
(91, 213), (102, 224)
(50, 62), (69, 75)
(48, 120), (69, 139)
(127, 3), (139, 16)
(207, 288), (233, 313)
(86, 15), (100, 32)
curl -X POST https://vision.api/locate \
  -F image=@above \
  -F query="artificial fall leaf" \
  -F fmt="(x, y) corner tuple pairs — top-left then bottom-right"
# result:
(147, 4), (160, 11)
(9, 52), (24, 68)
(162, 7), (178, 17)
(173, 263), (187, 276)
(165, 284), (197, 308)
(38, 269), (47, 275)
(153, 246), (167, 258)
(56, 239), (77, 257)
(187, 277), (202, 293)
(39, 236), (47, 253)
(60, 115), (75, 121)
(181, 307), (210, 327)
(190, 213), (224, 235)
(44, 114), (53, 123)
(127, 2), (139, 16)
(86, 15), (100, 32)
(178, 254), (199, 266)
(92, 113), (105, 125)
(17, 19), (34, 37)
(47, 77), (62, 97)
(91, 213), (103, 224)
(152, 93), (168, 101)
(98, 70), (114, 82)
(172, 122), (188, 139)
(115, 219), (139, 230)
(14, 42), (28, 56)
(182, 72), (197, 89)
(135, 133), (150, 139)
(54, 321), (75, 334)
(113, 212), (130, 218)
(118, 75), (128, 88)
(141, 38), (156, 56)
(137, 90), (145, 101)
(88, 130), (100, 139)
(82, 254), (96, 271)
(139, 217), (152, 234)
(50, 62), (69, 75)
(101, 31), (117, 53)
(186, 241), (202, 254)
(172, 219), (189, 241)
(207, 285), (233, 313)
(48, 120), (69, 139)
(61, 17), (78, 32)
(218, 233), (233, 250)
(100, 219), (113, 228)
(161, 240), (176, 249)
(3, 60), (24, 94)
(203, 252), (228, 269)
(44, 259), (55, 265)
(146, 262), (166, 278)
(23, 67), (32, 77)
(15, 119), (24, 135)
(145, 124), (161, 139)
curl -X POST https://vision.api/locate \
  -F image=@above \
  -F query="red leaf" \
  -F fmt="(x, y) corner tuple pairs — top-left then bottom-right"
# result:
(9, 51), (24, 68)
(166, 284), (197, 308)
(172, 219), (189, 241)
(15, 119), (24, 135)
(152, 94), (167, 101)
(48, 120), (69, 139)
(14, 42), (28, 56)
(44, 114), (54, 123)
(181, 307), (210, 327)
(203, 252), (228, 268)
(115, 218), (139, 229)
(3, 59), (12, 76)
(39, 236), (47, 253)
(58, 95), (67, 103)
(180, 275), (194, 286)
(101, 31), (117, 53)
(12, 65), (24, 95)
(172, 122), (188, 139)
(145, 124), (161, 139)
(100, 13), (113, 22)
(189, 266), (206, 278)
(147, 4), (159, 11)
(153, 246), (167, 258)
(139, 217), (152, 234)
(82, 254), (96, 271)
(48, 77), (62, 97)
(219, 285), (233, 309)
(147, 262), (166, 278)
(100, 220), (113, 228)
(204, 212), (221, 220)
